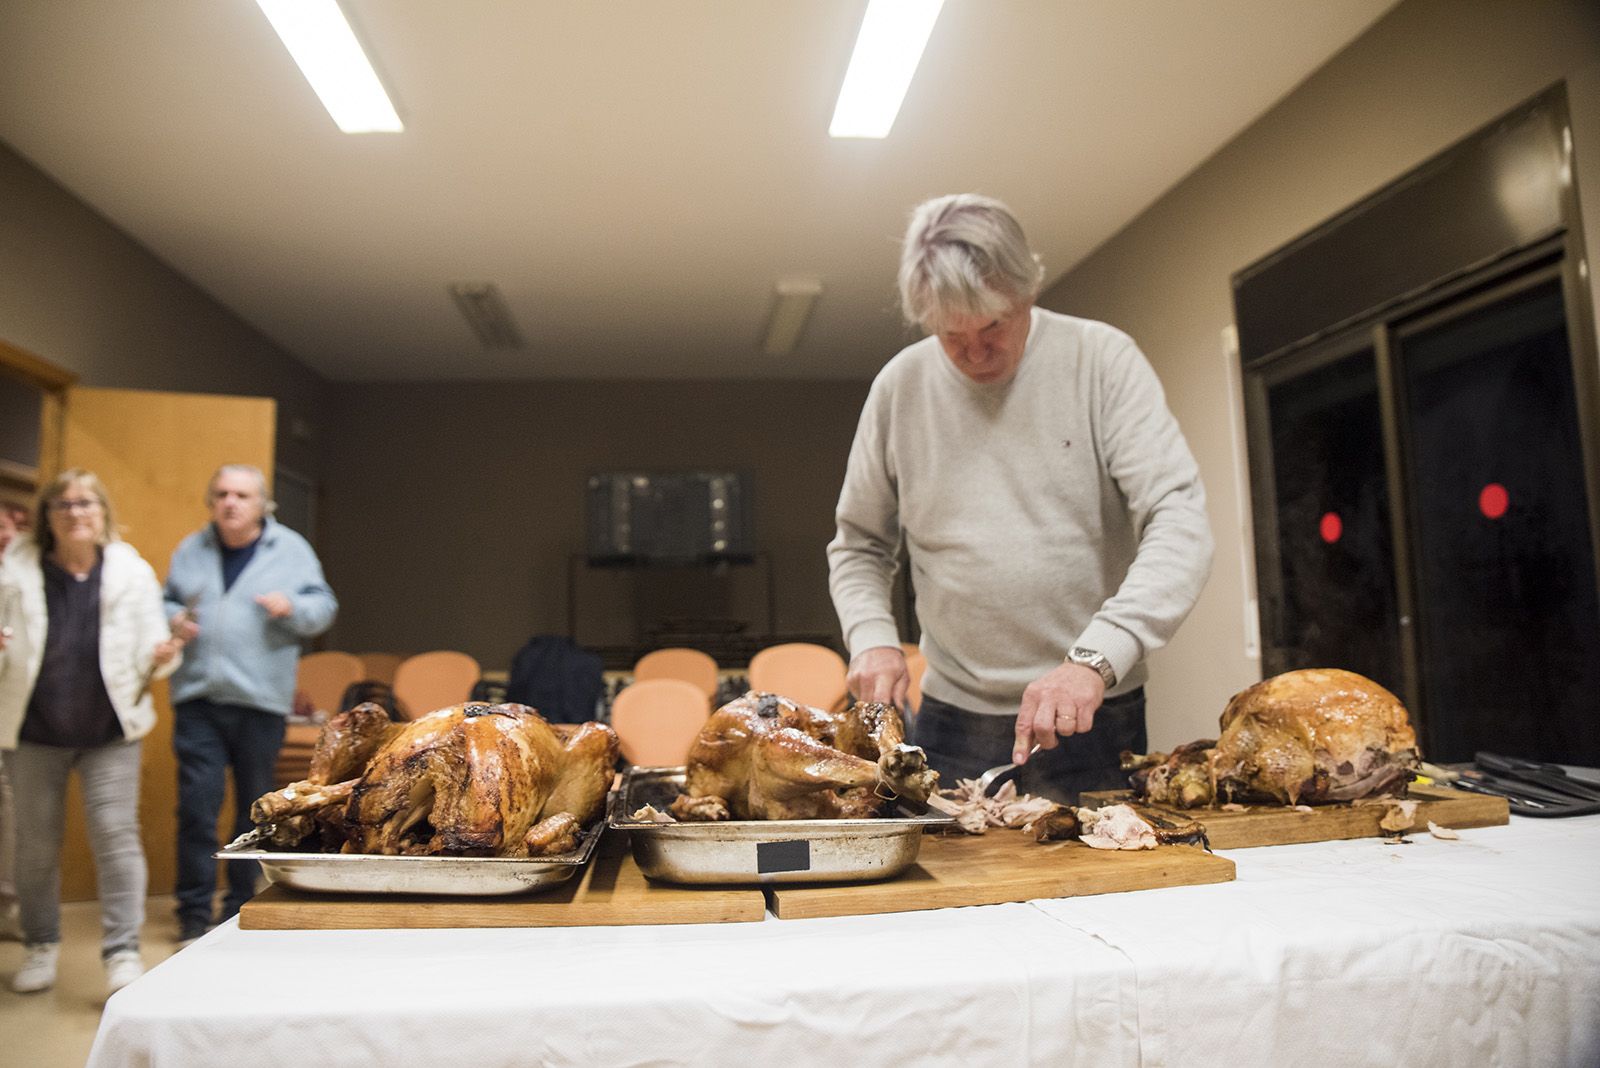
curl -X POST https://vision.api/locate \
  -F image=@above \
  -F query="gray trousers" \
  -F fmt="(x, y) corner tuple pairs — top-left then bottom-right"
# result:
(2, 739), (146, 956)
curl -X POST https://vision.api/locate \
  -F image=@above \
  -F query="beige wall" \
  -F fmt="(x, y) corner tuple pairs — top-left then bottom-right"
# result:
(318, 378), (870, 668)
(1038, 0), (1600, 747)
(0, 140), (331, 481)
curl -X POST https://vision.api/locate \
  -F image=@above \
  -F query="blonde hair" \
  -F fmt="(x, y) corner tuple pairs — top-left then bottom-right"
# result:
(898, 193), (1045, 333)
(35, 468), (120, 554)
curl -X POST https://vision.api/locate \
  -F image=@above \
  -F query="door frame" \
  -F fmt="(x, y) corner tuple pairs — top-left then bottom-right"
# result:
(0, 337), (76, 497)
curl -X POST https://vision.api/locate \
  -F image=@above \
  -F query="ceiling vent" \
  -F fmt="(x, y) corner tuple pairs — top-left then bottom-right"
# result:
(448, 282), (524, 349)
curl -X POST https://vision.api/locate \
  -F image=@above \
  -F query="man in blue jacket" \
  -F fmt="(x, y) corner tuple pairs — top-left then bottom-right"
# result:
(164, 465), (337, 943)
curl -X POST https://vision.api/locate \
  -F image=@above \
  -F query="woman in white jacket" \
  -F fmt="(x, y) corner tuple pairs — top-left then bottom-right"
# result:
(0, 469), (181, 996)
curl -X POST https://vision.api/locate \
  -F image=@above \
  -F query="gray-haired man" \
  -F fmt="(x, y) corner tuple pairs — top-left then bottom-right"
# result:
(164, 465), (336, 942)
(828, 194), (1213, 802)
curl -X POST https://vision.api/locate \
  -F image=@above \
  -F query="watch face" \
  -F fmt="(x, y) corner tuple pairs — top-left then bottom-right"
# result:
(1069, 648), (1114, 685)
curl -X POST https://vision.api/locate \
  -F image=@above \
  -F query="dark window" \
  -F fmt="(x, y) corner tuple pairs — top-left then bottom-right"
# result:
(1265, 349), (1403, 693)
(1399, 280), (1600, 762)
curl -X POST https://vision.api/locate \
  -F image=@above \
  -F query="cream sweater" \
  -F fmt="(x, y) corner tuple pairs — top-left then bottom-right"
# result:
(827, 308), (1213, 717)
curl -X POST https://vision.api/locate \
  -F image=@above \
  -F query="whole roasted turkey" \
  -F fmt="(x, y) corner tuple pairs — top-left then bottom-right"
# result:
(251, 701), (618, 856)
(1126, 668), (1420, 808)
(668, 691), (938, 821)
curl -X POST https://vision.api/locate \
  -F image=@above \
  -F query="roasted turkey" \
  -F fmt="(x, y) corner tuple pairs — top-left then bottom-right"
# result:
(251, 701), (618, 856)
(669, 691), (938, 821)
(1127, 668), (1419, 808)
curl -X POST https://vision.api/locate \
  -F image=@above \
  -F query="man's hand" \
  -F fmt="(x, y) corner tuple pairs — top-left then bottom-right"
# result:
(152, 638), (183, 666)
(170, 608), (199, 643)
(255, 592), (294, 619)
(847, 645), (910, 709)
(1013, 662), (1106, 764)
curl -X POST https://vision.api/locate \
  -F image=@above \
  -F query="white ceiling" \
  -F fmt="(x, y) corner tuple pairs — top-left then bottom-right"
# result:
(0, 0), (1397, 382)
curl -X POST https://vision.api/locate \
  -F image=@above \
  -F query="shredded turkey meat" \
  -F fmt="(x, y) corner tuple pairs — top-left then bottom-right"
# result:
(629, 804), (676, 823)
(1079, 804), (1160, 850)
(926, 779), (1059, 835)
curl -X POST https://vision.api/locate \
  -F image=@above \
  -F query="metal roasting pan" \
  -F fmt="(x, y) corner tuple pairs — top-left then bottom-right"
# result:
(214, 820), (604, 896)
(611, 766), (954, 885)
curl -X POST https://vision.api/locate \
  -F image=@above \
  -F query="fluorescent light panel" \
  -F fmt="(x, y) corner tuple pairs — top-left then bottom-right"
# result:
(829, 0), (945, 139)
(763, 279), (823, 356)
(256, 0), (402, 133)
(449, 283), (524, 350)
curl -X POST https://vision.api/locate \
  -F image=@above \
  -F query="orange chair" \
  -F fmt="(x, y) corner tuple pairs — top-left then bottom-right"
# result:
(633, 647), (719, 699)
(296, 651), (365, 717)
(900, 644), (927, 716)
(273, 721), (322, 788)
(747, 642), (849, 712)
(392, 651), (482, 720)
(609, 679), (712, 766)
(357, 652), (404, 686)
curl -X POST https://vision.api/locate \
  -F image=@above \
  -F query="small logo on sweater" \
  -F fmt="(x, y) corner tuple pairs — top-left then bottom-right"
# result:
(1060, 439), (1071, 449)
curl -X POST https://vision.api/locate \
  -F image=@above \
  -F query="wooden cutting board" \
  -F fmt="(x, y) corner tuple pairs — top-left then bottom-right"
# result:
(238, 835), (766, 930)
(765, 830), (1234, 920)
(1079, 783), (1509, 850)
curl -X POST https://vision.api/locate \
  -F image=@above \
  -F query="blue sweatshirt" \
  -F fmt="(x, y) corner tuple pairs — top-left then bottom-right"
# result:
(163, 519), (338, 716)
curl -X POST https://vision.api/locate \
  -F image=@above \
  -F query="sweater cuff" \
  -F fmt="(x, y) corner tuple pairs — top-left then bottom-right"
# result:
(1073, 620), (1143, 690)
(845, 620), (903, 661)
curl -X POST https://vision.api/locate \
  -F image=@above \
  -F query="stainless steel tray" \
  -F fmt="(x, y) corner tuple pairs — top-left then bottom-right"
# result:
(610, 766), (953, 885)
(215, 822), (603, 896)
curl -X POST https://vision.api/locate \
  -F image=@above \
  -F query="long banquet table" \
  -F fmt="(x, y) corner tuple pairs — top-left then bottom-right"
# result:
(86, 815), (1600, 1068)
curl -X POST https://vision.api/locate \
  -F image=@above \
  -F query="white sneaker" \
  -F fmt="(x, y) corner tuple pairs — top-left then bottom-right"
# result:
(105, 949), (144, 995)
(11, 942), (59, 993)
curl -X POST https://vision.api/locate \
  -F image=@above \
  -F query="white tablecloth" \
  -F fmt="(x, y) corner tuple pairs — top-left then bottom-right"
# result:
(86, 816), (1600, 1068)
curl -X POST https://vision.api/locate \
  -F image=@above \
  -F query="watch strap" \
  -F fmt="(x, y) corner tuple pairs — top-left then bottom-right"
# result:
(1067, 646), (1117, 689)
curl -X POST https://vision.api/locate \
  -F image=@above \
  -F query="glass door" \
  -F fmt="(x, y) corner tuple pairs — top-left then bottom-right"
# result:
(1255, 343), (1404, 696)
(1394, 275), (1600, 763)
(1246, 264), (1600, 766)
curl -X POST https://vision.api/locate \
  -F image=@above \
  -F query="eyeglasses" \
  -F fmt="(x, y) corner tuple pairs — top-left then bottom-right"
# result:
(49, 498), (103, 514)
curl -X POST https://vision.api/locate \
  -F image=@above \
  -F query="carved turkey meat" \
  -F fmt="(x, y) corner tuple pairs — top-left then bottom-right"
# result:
(1128, 669), (1419, 807)
(669, 691), (938, 821)
(252, 702), (618, 856)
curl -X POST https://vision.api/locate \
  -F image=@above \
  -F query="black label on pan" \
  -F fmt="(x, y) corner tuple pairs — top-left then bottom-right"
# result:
(756, 839), (811, 874)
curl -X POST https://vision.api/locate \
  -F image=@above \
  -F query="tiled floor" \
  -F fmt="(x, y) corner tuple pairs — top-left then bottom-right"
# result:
(0, 895), (186, 1068)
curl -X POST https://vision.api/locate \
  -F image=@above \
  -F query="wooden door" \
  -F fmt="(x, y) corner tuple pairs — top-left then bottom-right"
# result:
(57, 387), (275, 899)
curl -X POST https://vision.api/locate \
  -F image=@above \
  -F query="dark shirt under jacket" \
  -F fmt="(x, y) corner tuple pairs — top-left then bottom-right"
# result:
(217, 525), (261, 592)
(21, 556), (123, 748)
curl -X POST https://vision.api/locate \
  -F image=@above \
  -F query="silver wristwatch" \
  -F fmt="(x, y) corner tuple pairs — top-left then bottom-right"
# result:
(1067, 646), (1117, 689)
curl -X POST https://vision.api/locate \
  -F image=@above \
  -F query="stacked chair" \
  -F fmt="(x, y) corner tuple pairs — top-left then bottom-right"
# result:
(747, 642), (849, 712)
(392, 650), (483, 720)
(900, 641), (927, 716)
(278, 651), (366, 785)
(606, 647), (721, 767)
(357, 651), (404, 686)
(632, 647), (719, 699)
(295, 651), (366, 718)
(609, 677), (713, 767)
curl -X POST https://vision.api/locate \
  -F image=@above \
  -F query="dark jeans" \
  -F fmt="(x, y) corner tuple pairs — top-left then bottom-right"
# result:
(913, 688), (1147, 804)
(173, 700), (286, 931)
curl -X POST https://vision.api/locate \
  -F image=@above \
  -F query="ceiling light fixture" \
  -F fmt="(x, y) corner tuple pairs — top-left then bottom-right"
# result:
(449, 283), (524, 350)
(255, 0), (403, 133)
(763, 279), (823, 356)
(828, 0), (945, 139)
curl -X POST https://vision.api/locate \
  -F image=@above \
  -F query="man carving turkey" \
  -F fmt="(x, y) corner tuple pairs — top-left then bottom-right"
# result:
(828, 194), (1213, 803)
